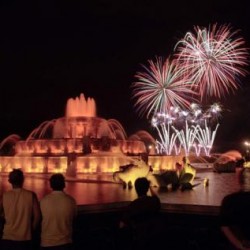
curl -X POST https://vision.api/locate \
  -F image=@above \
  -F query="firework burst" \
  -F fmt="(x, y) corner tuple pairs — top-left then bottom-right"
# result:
(174, 24), (249, 99)
(132, 57), (197, 118)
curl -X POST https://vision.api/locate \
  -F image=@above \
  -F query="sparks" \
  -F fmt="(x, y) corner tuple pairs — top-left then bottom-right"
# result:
(132, 57), (197, 118)
(174, 24), (249, 99)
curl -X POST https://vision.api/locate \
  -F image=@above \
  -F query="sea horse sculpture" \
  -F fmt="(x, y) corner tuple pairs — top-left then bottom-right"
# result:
(113, 158), (153, 188)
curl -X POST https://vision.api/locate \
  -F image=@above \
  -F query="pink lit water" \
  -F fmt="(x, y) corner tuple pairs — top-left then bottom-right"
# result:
(0, 173), (137, 205)
(0, 171), (242, 215)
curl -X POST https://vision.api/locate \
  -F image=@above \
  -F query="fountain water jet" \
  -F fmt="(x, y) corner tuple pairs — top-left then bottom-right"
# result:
(0, 94), (157, 174)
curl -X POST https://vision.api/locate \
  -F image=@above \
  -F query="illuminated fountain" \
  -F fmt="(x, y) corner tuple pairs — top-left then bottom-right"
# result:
(0, 94), (159, 174)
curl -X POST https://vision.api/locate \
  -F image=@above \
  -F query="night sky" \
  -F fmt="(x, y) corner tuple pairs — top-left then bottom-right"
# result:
(1, 0), (250, 153)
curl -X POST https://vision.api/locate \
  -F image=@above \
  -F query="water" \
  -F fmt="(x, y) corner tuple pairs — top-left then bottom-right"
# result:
(0, 173), (137, 205)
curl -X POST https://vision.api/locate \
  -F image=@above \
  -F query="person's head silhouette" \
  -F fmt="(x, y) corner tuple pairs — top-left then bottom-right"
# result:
(8, 169), (24, 188)
(135, 177), (150, 197)
(50, 173), (66, 191)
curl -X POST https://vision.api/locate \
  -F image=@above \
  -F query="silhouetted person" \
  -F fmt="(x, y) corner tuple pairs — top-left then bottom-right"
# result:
(119, 177), (161, 249)
(220, 168), (250, 250)
(0, 169), (41, 250)
(40, 173), (77, 250)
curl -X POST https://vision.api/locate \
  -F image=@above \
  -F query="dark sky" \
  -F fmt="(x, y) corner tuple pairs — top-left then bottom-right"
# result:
(1, 0), (250, 152)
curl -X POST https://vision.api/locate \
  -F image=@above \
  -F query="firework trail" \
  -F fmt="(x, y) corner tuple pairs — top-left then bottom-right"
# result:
(132, 57), (197, 118)
(193, 122), (219, 156)
(174, 24), (249, 99)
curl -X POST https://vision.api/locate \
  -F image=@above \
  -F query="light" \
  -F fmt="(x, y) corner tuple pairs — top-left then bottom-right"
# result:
(244, 141), (250, 158)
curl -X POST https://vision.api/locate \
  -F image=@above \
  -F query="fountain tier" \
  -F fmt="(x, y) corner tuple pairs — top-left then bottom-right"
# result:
(0, 93), (156, 174)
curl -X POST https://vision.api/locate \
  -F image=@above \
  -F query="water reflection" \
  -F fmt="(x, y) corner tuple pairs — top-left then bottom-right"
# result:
(0, 171), (243, 214)
(0, 173), (137, 205)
